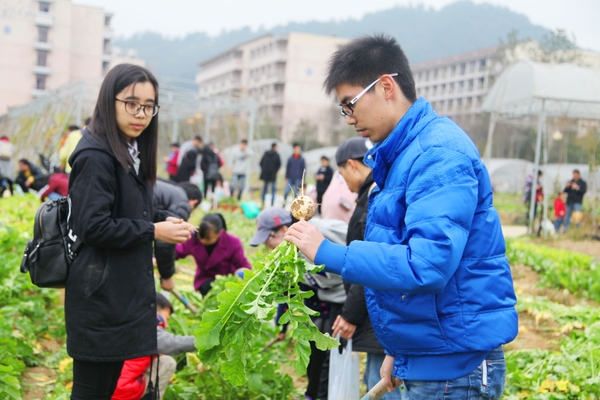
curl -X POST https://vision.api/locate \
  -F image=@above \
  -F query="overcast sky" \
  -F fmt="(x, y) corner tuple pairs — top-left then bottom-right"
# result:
(74, 0), (600, 51)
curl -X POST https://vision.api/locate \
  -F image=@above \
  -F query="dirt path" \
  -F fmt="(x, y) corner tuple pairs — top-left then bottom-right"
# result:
(536, 238), (600, 260)
(507, 263), (599, 352)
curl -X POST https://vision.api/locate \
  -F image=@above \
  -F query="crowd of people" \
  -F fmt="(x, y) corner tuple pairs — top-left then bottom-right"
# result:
(4, 34), (597, 400)
(524, 168), (589, 235)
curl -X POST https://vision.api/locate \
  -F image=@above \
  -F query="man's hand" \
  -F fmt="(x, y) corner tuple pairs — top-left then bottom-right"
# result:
(154, 221), (192, 244)
(283, 220), (325, 262)
(160, 276), (175, 291)
(380, 355), (397, 393)
(332, 315), (357, 340)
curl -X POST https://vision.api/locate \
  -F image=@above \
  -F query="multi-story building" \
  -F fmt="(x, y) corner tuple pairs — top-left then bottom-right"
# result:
(0, 0), (114, 114)
(196, 32), (350, 143)
(412, 46), (501, 119)
(412, 42), (600, 120)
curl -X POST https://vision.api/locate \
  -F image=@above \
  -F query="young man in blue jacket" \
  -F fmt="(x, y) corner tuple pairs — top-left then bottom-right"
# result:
(285, 34), (518, 398)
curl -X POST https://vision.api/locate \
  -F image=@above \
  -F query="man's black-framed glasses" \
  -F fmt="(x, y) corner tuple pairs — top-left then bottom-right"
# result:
(115, 98), (160, 117)
(339, 73), (399, 117)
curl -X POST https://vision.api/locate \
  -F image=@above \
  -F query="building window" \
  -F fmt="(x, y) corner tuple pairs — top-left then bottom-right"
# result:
(479, 59), (486, 71)
(448, 99), (453, 111)
(424, 87), (429, 96)
(440, 84), (446, 95)
(477, 95), (483, 106)
(457, 98), (463, 110)
(466, 97), (473, 109)
(38, 26), (49, 42)
(460, 63), (466, 75)
(450, 65), (456, 76)
(478, 77), (485, 89)
(416, 72), (421, 82)
(425, 71), (429, 81)
(470, 61), (476, 73)
(36, 74), (47, 90)
(102, 61), (110, 73)
(104, 15), (112, 27)
(439, 100), (445, 111)
(449, 82), (455, 94)
(468, 79), (474, 92)
(39, 1), (50, 12)
(37, 50), (48, 66)
(458, 81), (464, 92)
(103, 39), (111, 55)
(432, 85), (437, 96)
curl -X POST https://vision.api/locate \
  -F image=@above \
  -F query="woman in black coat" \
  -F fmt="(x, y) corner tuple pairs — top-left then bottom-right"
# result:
(66, 64), (193, 399)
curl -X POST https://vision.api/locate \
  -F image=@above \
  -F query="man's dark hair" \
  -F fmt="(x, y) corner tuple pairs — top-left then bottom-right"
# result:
(89, 63), (159, 183)
(194, 136), (203, 142)
(271, 142), (278, 150)
(67, 125), (80, 132)
(170, 142), (180, 147)
(18, 159), (31, 167)
(537, 170), (543, 176)
(573, 169), (580, 174)
(177, 182), (202, 205)
(292, 143), (301, 149)
(83, 117), (92, 126)
(240, 139), (248, 145)
(324, 34), (417, 103)
(321, 156), (329, 161)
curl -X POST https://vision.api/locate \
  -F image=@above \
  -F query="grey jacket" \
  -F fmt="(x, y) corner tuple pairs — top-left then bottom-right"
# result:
(301, 218), (348, 304)
(157, 326), (196, 355)
(230, 147), (254, 175)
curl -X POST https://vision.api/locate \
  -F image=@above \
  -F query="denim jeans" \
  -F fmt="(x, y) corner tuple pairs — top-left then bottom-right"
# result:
(231, 173), (246, 201)
(399, 347), (506, 400)
(262, 180), (277, 206)
(554, 217), (564, 232)
(365, 353), (402, 399)
(564, 203), (583, 231)
(284, 178), (301, 200)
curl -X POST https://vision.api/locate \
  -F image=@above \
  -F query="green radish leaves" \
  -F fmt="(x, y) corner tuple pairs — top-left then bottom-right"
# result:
(194, 240), (339, 386)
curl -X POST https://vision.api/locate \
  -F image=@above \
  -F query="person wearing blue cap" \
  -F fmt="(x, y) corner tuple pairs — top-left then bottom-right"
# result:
(284, 35), (517, 399)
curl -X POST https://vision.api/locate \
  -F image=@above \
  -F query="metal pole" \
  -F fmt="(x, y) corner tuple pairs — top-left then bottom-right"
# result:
(205, 113), (211, 143)
(244, 103), (257, 196)
(528, 100), (545, 234)
(542, 118), (549, 238)
(483, 112), (496, 164)
(75, 82), (83, 126)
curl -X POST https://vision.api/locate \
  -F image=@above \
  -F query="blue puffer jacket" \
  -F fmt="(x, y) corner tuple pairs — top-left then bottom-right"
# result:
(315, 98), (518, 380)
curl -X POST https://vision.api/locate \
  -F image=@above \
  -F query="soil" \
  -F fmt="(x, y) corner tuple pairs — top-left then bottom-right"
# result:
(22, 366), (56, 400)
(535, 238), (600, 260)
(506, 263), (599, 352)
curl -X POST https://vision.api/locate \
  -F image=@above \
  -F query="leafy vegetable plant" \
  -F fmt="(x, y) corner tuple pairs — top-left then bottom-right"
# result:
(194, 240), (338, 386)
(195, 182), (337, 387)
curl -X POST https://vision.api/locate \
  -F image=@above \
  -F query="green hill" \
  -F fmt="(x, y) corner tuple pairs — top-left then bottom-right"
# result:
(114, 1), (549, 80)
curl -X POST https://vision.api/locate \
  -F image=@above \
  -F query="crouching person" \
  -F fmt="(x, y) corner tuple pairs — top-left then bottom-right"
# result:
(112, 293), (196, 400)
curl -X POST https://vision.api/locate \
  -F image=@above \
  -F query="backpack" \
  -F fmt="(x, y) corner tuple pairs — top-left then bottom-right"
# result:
(20, 196), (83, 288)
(0, 140), (12, 160)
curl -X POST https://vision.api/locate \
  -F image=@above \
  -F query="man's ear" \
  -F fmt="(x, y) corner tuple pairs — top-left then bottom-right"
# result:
(380, 74), (397, 100)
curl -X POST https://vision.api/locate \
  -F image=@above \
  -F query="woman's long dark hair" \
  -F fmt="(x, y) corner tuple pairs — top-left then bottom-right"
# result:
(198, 213), (227, 239)
(89, 64), (159, 183)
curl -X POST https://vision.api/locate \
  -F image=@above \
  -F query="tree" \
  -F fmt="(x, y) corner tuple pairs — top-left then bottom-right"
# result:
(291, 119), (323, 150)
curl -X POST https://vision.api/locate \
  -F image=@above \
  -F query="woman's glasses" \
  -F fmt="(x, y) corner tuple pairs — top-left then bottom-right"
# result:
(115, 98), (160, 117)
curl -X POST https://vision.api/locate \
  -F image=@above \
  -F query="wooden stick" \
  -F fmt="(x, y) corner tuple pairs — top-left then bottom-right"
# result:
(171, 289), (199, 315)
(361, 377), (402, 400)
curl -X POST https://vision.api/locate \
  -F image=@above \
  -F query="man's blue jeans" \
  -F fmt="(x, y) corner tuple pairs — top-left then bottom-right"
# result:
(231, 174), (246, 201)
(564, 202), (583, 231)
(262, 180), (277, 206)
(284, 178), (301, 200)
(398, 347), (506, 399)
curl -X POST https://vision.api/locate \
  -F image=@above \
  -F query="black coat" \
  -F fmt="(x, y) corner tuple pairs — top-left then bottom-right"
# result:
(259, 149), (281, 182)
(66, 131), (167, 361)
(564, 178), (587, 205)
(315, 165), (333, 194)
(341, 172), (384, 354)
(153, 179), (191, 280)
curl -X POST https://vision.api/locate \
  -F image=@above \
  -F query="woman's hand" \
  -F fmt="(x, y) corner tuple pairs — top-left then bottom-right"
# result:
(154, 221), (192, 244)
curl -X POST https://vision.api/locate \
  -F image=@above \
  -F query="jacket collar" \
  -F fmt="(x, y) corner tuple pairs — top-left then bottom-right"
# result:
(364, 98), (435, 188)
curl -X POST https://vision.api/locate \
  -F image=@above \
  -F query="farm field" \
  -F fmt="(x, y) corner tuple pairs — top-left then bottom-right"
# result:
(1, 195), (599, 399)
